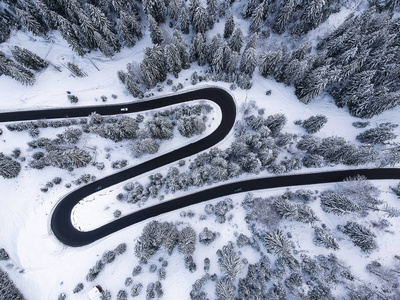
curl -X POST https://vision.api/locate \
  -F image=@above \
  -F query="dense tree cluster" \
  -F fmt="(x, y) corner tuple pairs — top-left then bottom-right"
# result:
(297, 135), (379, 167)
(0, 268), (25, 300)
(0, 153), (21, 178)
(0, 51), (35, 85)
(217, 242), (242, 280)
(86, 243), (126, 282)
(356, 122), (398, 145)
(338, 221), (377, 252)
(1, 0), (142, 57)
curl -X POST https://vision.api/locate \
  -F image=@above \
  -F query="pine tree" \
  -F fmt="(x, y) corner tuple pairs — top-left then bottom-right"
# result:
(242, 0), (259, 19)
(11, 46), (48, 71)
(179, 6), (190, 34)
(295, 65), (330, 104)
(273, 0), (296, 34)
(212, 42), (231, 75)
(190, 33), (207, 65)
(0, 153), (21, 179)
(164, 44), (182, 78)
(229, 28), (243, 53)
(193, 4), (208, 33)
(301, 115), (328, 134)
(167, 0), (180, 21)
(207, 35), (221, 65)
(259, 50), (282, 77)
(178, 226), (196, 255)
(140, 45), (167, 87)
(320, 192), (360, 215)
(56, 15), (85, 56)
(148, 14), (163, 45)
(173, 29), (189, 68)
(93, 30), (114, 57)
(313, 227), (340, 250)
(217, 242), (242, 280)
(206, 0), (217, 28)
(143, 0), (167, 23)
(223, 13), (235, 39)
(188, 0), (201, 22)
(244, 33), (258, 52)
(87, 3), (119, 51)
(118, 11), (142, 47)
(215, 277), (236, 300)
(339, 221), (377, 252)
(239, 46), (257, 76)
(15, 7), (45, 36)
(249, 3), (264, 33)
(77, 12), (97, 49)
(125, 76), (142, 97)
(301, 0), (326, 33)
(257, 229), (293, 258)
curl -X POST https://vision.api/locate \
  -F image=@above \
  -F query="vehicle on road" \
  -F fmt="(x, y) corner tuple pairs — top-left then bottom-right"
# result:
(94, 186), (102, 191)
(233, 187), (242, 193)
(120, 108), (128, 111)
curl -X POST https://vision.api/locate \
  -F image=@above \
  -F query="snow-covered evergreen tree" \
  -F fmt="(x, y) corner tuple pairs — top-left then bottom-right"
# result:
(301, 115), (328, 134)
(178, 226), (196, 256)
(339, 221), (377, 252)
(273, 0), (296, 34)
(192, 4), (208, 33)
(11, 46), (48, 71)
(140, 46), (167, 88)
(215, 277), (235, 300)
(179, 6), (190, 34)
(228, 28), (243, 53)
(143, 0), (167, 23)
(0, 153), (21, 179)
(249, 2), (264, 33)
(190, 33), (207, 66)
(223, 13), (235, 39)
(148, 14), (163, 45)
(217, 242), (242, 280)
(320, 192), (360, 215)
(239, 46), (257, 76)
(259, 50), (282, 77)
(164, 44), (182, 78)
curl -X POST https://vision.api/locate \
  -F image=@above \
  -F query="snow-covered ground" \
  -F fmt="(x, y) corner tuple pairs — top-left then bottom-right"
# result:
(1, 5), (400, 298)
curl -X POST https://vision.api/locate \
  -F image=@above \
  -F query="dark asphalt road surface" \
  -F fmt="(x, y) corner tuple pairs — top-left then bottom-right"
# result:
(1, 87), (399, 247)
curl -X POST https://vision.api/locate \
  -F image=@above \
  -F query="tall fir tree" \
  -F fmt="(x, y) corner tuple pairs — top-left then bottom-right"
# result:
(229, 28), (244, 53)
(249, 3), (265, 33)
(240, 46), (257, 76)
(148, 14), (163, 45)
(190, 33), (207, 66)
(179, 6), (190, 34)
(206, 0), (217, 28)
(223, 13), (235, 39)
(165, 44), (182, 77)
(273, 0), (296, 34)
(192, 4), (208, 33)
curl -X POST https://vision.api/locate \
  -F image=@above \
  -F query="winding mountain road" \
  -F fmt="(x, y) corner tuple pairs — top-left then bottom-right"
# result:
(1, 87), (399, 247)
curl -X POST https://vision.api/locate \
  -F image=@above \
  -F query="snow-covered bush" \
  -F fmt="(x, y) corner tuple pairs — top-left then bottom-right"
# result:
(301, 115), (328, 134)
(338, 221), (377, 252)
(73, 283), (84, 293)
(199, 227), (217, 245)
(0, 268), (25, 300)
(0, 153), (21, 179)
(320, 191), (360, 215)
(217, 242), (242, 280)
